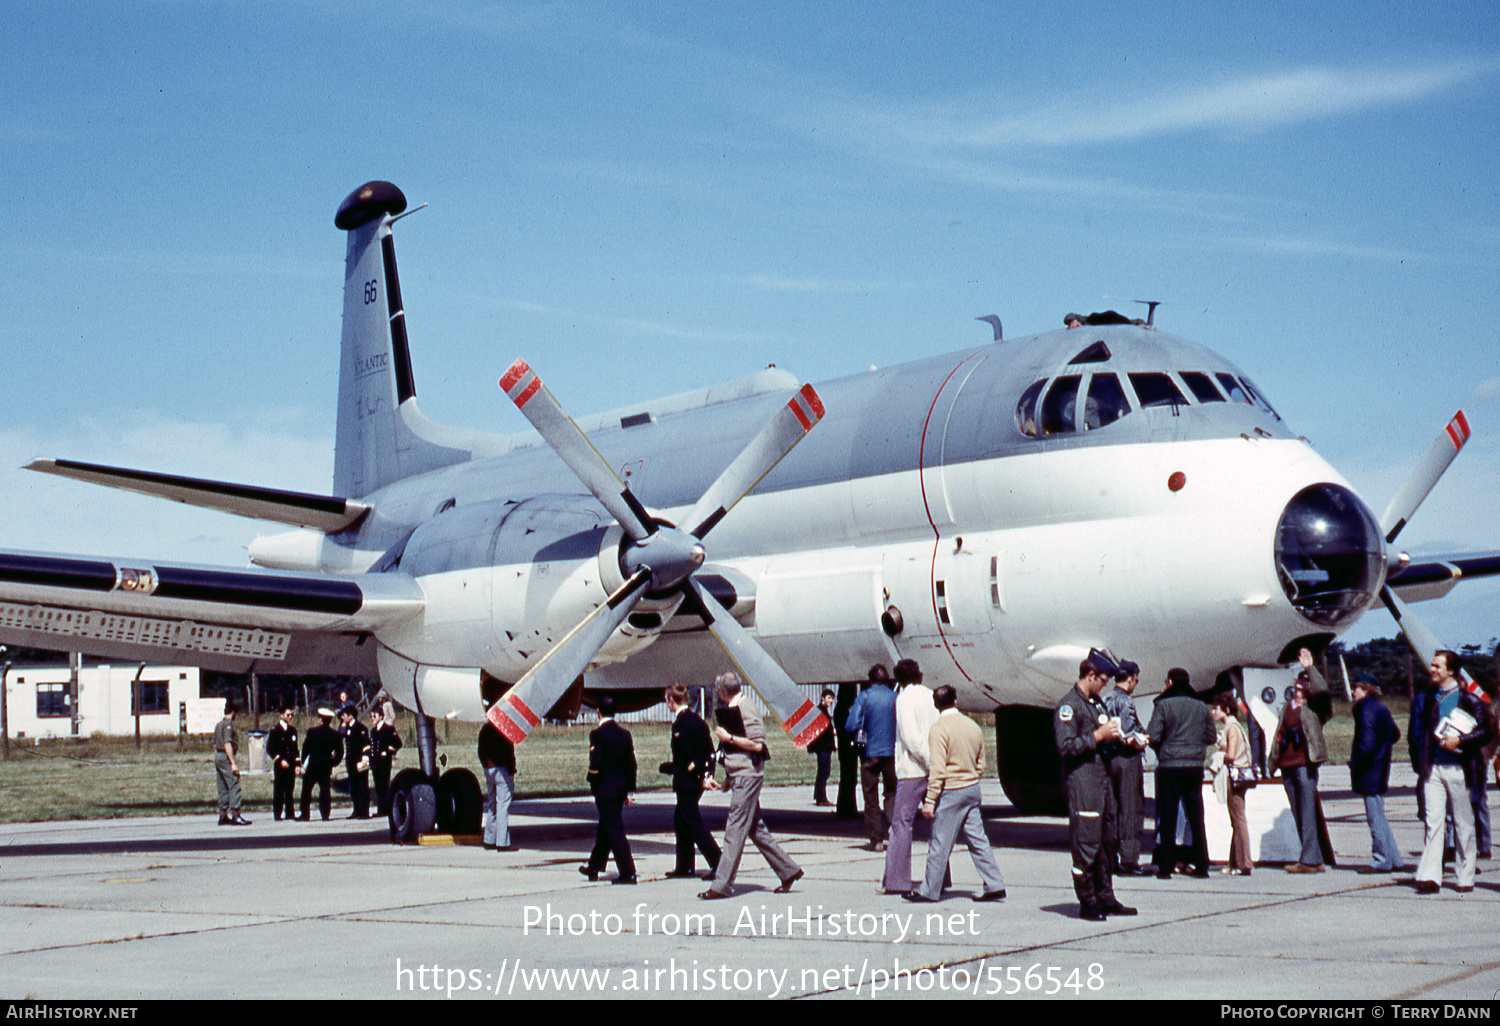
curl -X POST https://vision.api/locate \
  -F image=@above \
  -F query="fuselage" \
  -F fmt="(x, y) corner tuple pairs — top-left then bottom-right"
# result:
(253, 322), (1386, 717)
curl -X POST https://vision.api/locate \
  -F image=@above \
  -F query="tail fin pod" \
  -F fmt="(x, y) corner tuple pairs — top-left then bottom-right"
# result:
(333, 182), (469, 497)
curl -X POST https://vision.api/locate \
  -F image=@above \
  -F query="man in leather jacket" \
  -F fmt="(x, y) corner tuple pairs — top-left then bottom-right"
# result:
(1414, 650), (1491, 894)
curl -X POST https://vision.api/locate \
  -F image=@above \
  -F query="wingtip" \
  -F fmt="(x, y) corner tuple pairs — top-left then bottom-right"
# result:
(798, 383), (826, 421)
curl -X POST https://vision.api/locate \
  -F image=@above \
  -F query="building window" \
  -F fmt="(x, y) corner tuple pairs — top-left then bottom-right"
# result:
(133, 681), (170, 716)
(37, 683), (70, 718)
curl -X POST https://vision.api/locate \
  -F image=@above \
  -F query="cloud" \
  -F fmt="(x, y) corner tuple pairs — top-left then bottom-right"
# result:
(1471, 377), (1500, 405)
(475, 294), (776, 345)
(835, 59), (1498, 155)
(947, 61), (1497, 149)
(739, 274), (894, 294)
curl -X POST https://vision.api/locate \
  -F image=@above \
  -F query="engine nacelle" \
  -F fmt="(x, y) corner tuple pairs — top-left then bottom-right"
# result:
(374, 495), (660, 679)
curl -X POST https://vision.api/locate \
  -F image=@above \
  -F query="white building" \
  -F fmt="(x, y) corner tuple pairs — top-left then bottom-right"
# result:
(3, 664), (201, 739)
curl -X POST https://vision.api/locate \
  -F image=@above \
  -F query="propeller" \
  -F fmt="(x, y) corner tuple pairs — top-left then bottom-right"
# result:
(1373, 410), (1483, 693)
(489, 360), (831, 748)
(1380, 411), (1470, 545)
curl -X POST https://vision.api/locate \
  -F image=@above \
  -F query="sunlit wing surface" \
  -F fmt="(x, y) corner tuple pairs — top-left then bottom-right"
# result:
(26, 459), (370, 533)
(1384, 553), (1500, 604)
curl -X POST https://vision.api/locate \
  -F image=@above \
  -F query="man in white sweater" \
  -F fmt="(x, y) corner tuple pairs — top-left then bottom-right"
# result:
(883, 659), (940, 893)
(903, 686), (1006, 903)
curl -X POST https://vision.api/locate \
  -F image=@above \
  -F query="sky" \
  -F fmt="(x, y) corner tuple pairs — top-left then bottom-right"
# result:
(2, 0), (1498, 651)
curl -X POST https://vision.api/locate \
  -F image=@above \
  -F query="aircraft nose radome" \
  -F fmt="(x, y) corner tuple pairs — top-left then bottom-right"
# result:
(335, 181), (407, 230)
(1273, 483), (1385, 629)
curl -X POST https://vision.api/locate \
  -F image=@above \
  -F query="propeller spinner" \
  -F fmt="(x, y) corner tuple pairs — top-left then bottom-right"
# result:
(488, 360), (831, 748)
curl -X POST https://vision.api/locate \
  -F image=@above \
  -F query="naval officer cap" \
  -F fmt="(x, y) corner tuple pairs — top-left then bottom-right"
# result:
(1086, 648), (1121, 678)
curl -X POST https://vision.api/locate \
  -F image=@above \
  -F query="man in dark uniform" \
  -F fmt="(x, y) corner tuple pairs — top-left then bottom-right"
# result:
(341, 706), (372, 819)
(1055, 649), (1135, 921)
(1102, 660), (1149, 876)
(299, 708), (342, 821)
(581, 695), (637, 884)
(368, 707), (402, 818)
(266, 705), (299, 821)
(661, 682), (721, 879)
(809, 689), (837, 807)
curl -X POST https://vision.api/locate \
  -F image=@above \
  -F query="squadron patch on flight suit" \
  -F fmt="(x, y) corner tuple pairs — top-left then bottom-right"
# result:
(1058, 705), (1074, 722)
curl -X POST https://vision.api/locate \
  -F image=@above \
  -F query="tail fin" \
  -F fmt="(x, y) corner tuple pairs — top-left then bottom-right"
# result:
(333, 182), (469, 497)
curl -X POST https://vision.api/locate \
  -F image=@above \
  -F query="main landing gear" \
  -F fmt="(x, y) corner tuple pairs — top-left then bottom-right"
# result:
(388, 713), (483, 843)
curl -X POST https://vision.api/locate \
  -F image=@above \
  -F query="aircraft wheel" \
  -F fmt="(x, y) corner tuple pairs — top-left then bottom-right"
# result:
(388, 769), (437, 843)
(994, 705), (1067, 816)
(437, 768), (483, 835)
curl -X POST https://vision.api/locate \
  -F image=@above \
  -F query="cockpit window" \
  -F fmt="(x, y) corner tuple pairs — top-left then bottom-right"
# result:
(1216, 373), (1253, 405)
(1128, 373), (1187, 408)
(1084, 373), (1130, 429)
(1239, 377), (1281, 420)
(1040, 375), (1081, 435)
(1015, 379), (1044, 437)
(1068, 341), (1111, 365)
(1179, 372), (1226, 403)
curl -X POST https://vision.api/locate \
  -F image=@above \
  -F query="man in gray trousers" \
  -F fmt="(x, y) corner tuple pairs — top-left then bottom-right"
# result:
(903, 685), (1006, 903)
(699, 673), (804, 900)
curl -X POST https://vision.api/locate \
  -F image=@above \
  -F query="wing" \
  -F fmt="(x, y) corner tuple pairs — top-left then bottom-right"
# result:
(25, 459), (370, 533)
(1384, 552), (1500, 604)
(0, 549), (422, 674)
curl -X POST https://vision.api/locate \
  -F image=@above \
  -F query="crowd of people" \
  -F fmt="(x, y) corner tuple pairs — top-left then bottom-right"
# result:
(212, 649), (1496, 917)
(211, 690), (402, 826)
(1050, 644), (1494, 919)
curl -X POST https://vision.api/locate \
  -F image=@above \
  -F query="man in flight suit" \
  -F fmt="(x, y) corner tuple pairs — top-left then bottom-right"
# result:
(1055, 649), (1137, 921)
(1102, 660), (1149, 876)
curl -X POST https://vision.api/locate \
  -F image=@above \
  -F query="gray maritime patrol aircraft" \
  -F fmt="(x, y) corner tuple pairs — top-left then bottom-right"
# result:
(3, 181), (1496, 829)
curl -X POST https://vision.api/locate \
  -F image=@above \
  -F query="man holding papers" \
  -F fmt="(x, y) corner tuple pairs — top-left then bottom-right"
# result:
(1414, 650), (1491, 894)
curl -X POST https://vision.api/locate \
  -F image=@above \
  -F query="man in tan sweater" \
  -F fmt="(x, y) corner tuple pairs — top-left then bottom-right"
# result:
(903, 686), (1006, 902)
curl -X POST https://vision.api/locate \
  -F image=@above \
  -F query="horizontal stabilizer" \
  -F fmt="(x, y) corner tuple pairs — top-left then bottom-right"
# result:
(25, 459), (370, 533)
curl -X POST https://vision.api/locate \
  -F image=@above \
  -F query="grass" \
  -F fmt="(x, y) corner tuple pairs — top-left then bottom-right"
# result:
(0, 711), (840, 823)
(0, 701), (1399, 823)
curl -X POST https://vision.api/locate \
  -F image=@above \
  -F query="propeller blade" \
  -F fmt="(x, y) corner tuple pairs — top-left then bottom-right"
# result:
(487, 569), (652, 744)
(1380, 410), (1471, 544)
(1379, 583), (1481, 692)
(685, 575), (830, 748)
(500, 360), (655, 542)
(681, 384), (825, 539)
(1378, 584), (1444, 670)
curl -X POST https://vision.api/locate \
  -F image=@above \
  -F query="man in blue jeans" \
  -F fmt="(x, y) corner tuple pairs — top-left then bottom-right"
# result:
(846, 664), (897, 851)
(1348, 672), (1404, 873)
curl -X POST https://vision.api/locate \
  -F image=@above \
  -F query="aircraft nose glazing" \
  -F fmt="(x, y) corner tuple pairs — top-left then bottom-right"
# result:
(1274, 483), (1386, 628)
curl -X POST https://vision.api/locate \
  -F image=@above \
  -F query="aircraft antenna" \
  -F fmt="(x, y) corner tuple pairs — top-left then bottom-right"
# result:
(976, 315), (1002, 341)
(390, 203), (429, 224)
(1098, 297), (1164, 328)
